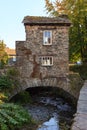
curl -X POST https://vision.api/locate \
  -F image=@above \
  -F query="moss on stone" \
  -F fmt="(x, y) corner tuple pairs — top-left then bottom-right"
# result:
(68, 72), (84, 99)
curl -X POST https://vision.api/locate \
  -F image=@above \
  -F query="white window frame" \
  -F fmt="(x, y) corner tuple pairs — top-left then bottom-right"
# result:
(41, 56), (53, 66)
(43, 30), (52, 45)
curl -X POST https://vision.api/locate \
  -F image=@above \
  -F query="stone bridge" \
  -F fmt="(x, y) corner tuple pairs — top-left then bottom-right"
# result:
(9, 76), (70, 100)
(14, 16), (71, 100)
(10, 16), (77, 100)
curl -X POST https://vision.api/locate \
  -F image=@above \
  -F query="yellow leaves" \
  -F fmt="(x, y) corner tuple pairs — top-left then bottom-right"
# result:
(0, 93), (6, 99)
(0, 100), (3, 104)
(0, 93), (7, 104)
(0, 40), (8, 65)
(54, 0), (65, 14)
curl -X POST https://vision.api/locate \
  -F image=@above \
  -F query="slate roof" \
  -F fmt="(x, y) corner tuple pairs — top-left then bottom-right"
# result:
(22, 15), (71, 26)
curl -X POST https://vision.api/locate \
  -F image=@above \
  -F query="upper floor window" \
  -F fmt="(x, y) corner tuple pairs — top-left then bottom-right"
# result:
(43, 31), (52, 45)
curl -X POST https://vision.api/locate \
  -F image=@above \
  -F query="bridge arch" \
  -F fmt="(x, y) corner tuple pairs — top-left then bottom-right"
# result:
(9, 77), (73, 102)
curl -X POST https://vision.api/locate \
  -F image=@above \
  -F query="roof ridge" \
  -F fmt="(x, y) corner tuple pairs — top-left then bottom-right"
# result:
(22, 15), (71, 26)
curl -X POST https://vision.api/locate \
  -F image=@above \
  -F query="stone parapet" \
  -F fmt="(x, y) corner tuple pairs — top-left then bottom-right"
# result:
(71, 80), (87, 130)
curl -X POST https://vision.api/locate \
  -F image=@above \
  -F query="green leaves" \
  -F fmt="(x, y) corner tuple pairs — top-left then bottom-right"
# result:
(45, 0), (87, 62)
(0, 40), (8, 68)
(0, 68), (20, 91)
(0, 103), (32, 130)
(0, 75), (13, 90)
(0, 123), (9, 130)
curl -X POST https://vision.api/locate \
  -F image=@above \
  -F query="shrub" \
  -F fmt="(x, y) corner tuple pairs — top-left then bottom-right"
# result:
(6, 68), (20, 89)
(0, 103), (33, 130)
(0, 60), (5, 69)
(0, 68), (20, 91)
(0, 75), (13, 90)
(69, 64), (87, 80)
(6, 68), (19, 77)
(13, 91), (32, 104)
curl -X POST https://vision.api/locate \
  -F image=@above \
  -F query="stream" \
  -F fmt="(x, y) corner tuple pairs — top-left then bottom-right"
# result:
(24, 87), (76, 130)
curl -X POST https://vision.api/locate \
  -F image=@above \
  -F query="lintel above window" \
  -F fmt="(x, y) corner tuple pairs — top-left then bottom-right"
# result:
(43, 30), (52, 45)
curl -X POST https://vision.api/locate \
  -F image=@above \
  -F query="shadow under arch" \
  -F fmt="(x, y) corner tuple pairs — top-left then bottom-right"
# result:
(10, 85), (77, 107)
(9, 77), (68, 100)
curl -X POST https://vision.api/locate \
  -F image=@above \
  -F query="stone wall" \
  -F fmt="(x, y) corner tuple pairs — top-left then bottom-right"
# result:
(16, 24), (70, 91)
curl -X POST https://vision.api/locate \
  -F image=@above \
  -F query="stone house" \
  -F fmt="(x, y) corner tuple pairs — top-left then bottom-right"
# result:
(16, 15), (71, 90)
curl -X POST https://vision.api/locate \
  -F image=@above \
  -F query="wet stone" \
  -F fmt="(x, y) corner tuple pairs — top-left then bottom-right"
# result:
(25, 104), (53, 122)
(24, 95), (75, 130)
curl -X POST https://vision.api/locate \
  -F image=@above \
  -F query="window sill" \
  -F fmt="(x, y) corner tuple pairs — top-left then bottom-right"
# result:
(42, 64), (53, 66)
(43, 44), (52, 46)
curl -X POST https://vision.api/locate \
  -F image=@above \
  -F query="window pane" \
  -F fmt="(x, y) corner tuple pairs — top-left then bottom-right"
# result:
(48, 38), (51, 43)
(47, 31), (51, 38)
(50, 57), (52, 64)
(41, 56), (53, 66)
(45, 31), (48, 37)
(43, 31), (52, 45)
(45, 37), (48, 43)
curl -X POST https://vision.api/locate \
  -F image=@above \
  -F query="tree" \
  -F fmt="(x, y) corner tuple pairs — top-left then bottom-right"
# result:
(45, 0), (87, 63)
(0, 40), (8, 68)
(64, 0), (87, 62)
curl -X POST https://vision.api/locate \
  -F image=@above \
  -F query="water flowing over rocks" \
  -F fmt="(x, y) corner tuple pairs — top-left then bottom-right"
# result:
(11, 87), (76, 130)
(23, 88), (76, 130)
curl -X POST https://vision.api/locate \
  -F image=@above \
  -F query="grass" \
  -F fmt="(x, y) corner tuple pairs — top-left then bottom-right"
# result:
(69, 64), (87, 80)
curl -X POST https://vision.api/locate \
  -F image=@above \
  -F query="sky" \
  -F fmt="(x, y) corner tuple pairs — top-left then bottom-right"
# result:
(0, 0), (48, 49)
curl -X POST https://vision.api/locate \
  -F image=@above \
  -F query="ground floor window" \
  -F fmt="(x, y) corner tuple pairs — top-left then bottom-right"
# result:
(41, 56), (53, 66)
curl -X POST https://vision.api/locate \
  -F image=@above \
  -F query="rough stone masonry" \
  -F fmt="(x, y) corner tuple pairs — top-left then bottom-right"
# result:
(16, 15), (71, 92)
